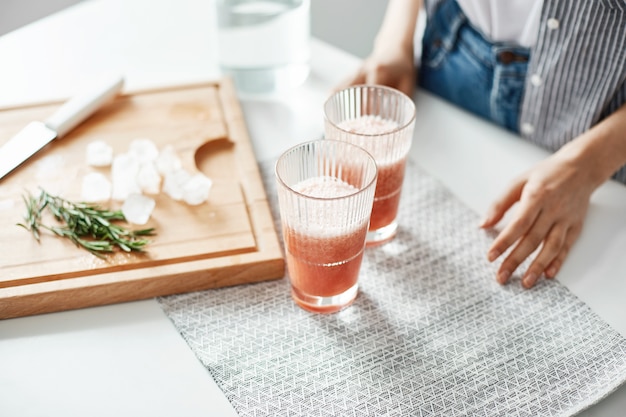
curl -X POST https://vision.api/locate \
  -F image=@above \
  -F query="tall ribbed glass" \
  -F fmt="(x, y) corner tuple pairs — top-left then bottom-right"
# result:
(275, 139), (377, 313)
(324, 85), (416, 246)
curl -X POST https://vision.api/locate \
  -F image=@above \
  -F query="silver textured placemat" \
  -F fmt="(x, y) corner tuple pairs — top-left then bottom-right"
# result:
(159, 159), (626, 417)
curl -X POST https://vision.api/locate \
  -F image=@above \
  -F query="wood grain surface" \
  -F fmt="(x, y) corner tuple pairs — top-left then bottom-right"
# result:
(0, 79), (285, 318)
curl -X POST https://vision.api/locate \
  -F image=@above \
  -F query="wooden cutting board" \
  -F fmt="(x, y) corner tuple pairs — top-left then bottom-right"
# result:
(0, 79), (285, 319)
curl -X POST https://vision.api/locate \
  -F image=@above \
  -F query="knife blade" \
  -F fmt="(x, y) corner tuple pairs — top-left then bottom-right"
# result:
(0, 73), (124, 180)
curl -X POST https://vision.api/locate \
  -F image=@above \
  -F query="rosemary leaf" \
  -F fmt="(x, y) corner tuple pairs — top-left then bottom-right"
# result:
(18, 189), (156, 257)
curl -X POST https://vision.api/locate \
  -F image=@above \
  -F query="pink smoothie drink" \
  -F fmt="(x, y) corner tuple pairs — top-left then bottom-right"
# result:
(284, 176), (369, 313)
(368, 157), (407, 231)
(276, 139), (377, 313)
(337, 115), (406, 233)
(324, 85), (416, 246)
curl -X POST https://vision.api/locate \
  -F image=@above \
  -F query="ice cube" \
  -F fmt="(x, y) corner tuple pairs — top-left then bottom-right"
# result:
(155, 145), (182, 176)
(137, 162), (162, 195)
(111, 153), (141, 201)
(129, 138), (159, 163)
(86, 140), (114, 167)
(121, 193), (156, 225)
(163, 168), (192, 201)
(81, 172), (112, 202)
(182, 173), (213, 205)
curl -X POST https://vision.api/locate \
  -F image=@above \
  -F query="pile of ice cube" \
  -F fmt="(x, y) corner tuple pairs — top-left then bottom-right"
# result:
(82, 138), (213, 224)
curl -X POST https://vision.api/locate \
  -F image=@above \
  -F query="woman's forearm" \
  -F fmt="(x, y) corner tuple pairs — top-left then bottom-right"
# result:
(561, 102), (626, 188)
(373, 0), (422, 55)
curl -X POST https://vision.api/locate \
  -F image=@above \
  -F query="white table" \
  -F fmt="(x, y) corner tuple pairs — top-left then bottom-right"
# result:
(0, 1), (624, 416)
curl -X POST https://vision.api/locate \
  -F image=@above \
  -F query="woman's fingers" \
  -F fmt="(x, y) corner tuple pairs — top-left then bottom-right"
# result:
(485, 180), (543, 264)
(480, 177), (525, 229)
(494, 214), (583, 288)
(544, 224), (581, 279)
(519, 224), (567, 288)
(492, 205), (549, 284)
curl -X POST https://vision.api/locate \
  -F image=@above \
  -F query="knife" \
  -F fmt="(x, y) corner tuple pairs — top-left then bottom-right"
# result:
(0, 73), (124, 180)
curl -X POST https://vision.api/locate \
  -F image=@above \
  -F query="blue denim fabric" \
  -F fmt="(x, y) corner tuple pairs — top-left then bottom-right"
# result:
(419, 0), (530, 133)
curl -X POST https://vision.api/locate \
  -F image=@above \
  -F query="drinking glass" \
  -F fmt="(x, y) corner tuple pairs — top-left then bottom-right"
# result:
(324, 85), (416, 246)
(275, 139), (377, 313)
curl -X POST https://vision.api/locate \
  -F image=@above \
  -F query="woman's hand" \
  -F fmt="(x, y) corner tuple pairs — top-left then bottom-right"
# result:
(335, 45), (417, 98)
(333, 0), (422, 98)
(479, 149), (596, 289)
(481, 101), (626, 289)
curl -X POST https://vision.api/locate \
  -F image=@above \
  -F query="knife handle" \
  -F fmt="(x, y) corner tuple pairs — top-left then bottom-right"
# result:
(45, 74), (124, 138)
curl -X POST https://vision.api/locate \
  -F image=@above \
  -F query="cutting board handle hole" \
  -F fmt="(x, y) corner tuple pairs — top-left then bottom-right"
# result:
(194, 137), (236, 179)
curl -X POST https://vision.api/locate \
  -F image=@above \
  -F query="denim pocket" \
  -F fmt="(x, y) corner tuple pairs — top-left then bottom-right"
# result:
(421, 20), (451, 69)
(493, 69), (527, 131)
(420, 21), (494, 122)
(420, 0), (466, 69)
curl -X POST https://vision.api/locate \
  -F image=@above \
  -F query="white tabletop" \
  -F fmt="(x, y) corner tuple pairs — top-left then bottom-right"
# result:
(0, 1), (624, 416)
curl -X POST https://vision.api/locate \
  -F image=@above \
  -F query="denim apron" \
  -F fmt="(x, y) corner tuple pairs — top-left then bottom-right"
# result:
(419, 0), (530, 133)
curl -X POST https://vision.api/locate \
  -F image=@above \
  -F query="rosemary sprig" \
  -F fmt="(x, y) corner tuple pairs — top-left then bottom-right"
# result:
(17, 189), (155, 258)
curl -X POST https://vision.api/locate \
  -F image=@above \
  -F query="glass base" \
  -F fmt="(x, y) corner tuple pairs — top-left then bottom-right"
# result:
(366, 221), (398, 247)
(221, 63), (310, 95)
(291, 283), (358, 314)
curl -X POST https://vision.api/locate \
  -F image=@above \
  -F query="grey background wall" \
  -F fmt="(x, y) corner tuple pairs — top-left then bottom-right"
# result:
(311, 0), (385, 58)
(0, 0), (86, 36)
(0, 0), (384, 58)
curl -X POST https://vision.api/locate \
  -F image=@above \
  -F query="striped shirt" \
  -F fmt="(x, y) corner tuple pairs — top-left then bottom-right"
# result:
(426, 0), (626, 184)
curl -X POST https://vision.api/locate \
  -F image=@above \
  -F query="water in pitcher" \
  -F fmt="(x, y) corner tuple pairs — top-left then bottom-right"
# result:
(216, 0), (311, 94)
